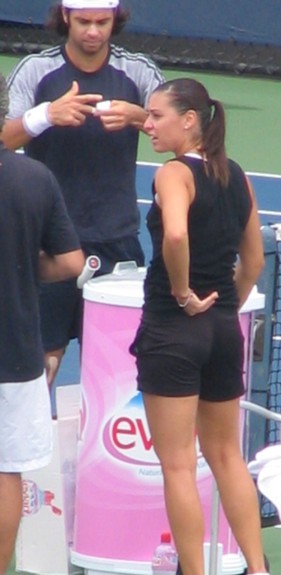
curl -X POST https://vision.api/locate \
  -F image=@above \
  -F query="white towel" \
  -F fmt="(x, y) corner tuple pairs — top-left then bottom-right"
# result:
(248, 445), (281, 477)
(257, 459), (281, 520)
(248, 445), (281, 521)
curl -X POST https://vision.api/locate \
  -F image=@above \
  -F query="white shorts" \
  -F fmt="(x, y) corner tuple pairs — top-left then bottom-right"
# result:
(0, 373), (53, 472)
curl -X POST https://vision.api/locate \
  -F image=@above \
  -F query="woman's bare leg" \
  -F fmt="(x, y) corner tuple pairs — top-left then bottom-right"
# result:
(197, 398), (268, 574)
(143, 393), (205, 575)
(0, 472), (22, 575)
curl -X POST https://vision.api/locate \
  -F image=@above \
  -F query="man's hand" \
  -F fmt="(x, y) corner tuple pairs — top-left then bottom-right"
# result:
(48, 81), (102, 127)
(94, 100), (148, 131)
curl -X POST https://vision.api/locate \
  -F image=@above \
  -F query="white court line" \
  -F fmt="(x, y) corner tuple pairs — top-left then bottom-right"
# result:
(17, 154), (281, 209)
(138, 160), (281, 180)
(259, 210), (281, 217)
(137, 162), (281, 216)
(138, 160), (161, 167)
(16, 153), (281, 180)
(138, 199), (152, 204)
(247, 171), (281, 180)
(138, 201), (281, 217)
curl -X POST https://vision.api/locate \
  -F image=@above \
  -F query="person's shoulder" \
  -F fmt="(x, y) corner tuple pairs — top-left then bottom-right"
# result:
(11, 150), (54, 180)
(109, 43), (161, 70)
(7, 45), (64, 82)
(155, 158), (191, 183)
(1, 150), (59, 199)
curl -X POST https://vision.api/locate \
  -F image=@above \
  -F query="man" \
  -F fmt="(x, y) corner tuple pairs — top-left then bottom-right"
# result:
(2, 0), (164, 387)
(0, 72), (85, 574)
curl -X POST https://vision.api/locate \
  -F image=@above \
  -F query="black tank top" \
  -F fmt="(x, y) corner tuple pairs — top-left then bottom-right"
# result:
(144, 155), (252, 313)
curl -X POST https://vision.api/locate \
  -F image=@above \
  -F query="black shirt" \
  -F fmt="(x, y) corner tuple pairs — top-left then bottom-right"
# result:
(0, 142), (80, 382)
(144, 155), (252, 313)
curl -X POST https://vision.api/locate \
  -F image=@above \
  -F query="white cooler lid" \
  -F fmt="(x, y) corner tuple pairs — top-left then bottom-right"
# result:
(83, 264), (146, 308)
(83, 262), (264, 313)
(240, 285), (265, 313)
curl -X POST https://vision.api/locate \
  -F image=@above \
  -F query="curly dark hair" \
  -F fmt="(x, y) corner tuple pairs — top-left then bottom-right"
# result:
(47, 2), (130, 37)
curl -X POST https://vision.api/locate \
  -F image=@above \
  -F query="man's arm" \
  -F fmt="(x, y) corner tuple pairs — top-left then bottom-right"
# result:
(1, 117), (31, 150)
(39, 249), (85, 283)
(3, 81), (102, 151)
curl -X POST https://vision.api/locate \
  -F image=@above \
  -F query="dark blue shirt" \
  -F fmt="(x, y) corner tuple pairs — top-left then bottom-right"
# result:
(0, 143), (80, 382)
(7, 44), (164, 243)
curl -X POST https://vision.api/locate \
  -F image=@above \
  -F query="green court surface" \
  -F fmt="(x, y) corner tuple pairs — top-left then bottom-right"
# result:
(139, 70), (281, 177)
(1, 54), (281, 175)
(1, 52), (281, 574)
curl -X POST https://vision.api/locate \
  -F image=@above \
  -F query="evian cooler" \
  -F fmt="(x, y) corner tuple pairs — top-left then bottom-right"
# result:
(71, 263), (264, 575)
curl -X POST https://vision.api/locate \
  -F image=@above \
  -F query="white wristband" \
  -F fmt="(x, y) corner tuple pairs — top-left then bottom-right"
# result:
(23, 102), (53, 137)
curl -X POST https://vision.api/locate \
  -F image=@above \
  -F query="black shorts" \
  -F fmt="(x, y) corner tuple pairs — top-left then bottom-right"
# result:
(129, 307), (245, 401)
(39, 236), (144, 352)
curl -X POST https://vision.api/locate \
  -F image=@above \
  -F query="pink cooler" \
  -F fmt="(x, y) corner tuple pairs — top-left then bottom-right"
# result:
(71, 264), (264, 575)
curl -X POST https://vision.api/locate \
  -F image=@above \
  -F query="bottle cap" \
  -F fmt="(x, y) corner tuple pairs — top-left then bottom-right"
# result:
(96, 100), (111, 111)
(44, 490), (55, 505)
(161, 532), (172, 543)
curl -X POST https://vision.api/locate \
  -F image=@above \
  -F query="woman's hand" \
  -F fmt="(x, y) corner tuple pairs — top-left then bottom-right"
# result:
(183, 290), (219, 316)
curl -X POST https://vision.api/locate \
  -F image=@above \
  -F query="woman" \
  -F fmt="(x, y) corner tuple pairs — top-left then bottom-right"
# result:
(130, 78), (268, 575)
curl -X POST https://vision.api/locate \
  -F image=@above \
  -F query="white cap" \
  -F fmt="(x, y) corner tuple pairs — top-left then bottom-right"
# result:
(96, 100), (111, 110)
(62, 0), (119, 8)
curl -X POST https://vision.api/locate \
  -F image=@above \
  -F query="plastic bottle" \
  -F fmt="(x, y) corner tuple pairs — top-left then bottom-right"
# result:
(151, 532), (178, 575)
(22, 479), (62, 516)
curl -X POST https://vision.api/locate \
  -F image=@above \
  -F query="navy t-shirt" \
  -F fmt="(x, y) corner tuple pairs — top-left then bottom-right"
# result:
(7, 44), (164, 243)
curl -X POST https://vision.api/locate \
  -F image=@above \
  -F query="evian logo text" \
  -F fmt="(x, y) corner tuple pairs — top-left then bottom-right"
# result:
(103, 393), (160, 465)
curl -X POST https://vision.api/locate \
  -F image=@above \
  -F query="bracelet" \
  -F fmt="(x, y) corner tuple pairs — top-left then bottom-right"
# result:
(177, 292), (192, 308)
(23, 102), (53, 137)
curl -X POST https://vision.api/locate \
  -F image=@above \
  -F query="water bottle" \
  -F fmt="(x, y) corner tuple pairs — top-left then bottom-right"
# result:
(22, 479), (62, 516)
(151, 532), (178, 575)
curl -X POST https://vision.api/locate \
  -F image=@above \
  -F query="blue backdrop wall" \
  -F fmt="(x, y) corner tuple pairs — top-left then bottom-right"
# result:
(0, 0), (281, 46)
